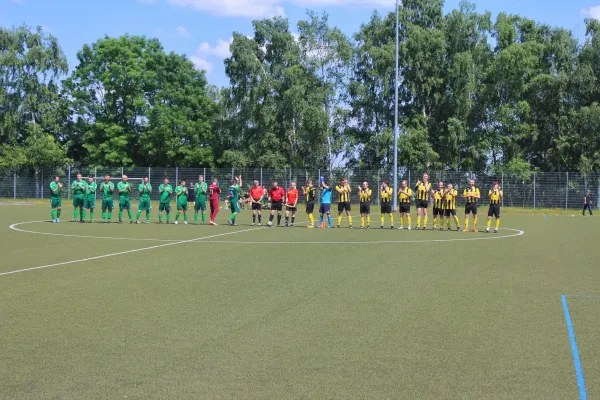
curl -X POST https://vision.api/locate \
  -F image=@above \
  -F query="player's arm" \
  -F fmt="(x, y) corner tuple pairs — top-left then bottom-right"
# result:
(474, 189), (481, 199)
(347, 184), (351, 193)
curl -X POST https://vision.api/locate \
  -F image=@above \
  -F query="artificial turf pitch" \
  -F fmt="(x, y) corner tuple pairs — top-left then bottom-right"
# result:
(0, 202), (598, 399)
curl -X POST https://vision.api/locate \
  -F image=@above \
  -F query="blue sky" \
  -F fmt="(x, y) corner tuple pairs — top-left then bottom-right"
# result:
(2, 0), (600, 87)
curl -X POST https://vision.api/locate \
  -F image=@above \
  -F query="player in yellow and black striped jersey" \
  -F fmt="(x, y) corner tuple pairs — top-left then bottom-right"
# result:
(462, 179), (481, 232)
(414, 173), (432, 229)
(432, 182), (445, 230)
(302, 179), (316, 228)
(357, 181), (372, 229)
(380, 182), (394, 229)
(335, 178), (353, 228)
(397, 180), (412, 230)
(486, 181), (503, 233)
(443, 184), (461, 231)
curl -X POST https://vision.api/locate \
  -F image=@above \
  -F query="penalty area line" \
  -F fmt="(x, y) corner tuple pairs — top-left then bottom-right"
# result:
(0, 227), (263, 277)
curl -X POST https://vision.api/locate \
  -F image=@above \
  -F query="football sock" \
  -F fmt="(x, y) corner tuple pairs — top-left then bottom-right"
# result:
(291, 216), (295, 224)
(270, 214), (274, 223)
(195, 213), (199, 224)
(423, 215), (428, 228)
(176, 212), (180, 221)
(166, 212), (171, 223)
(107, 211), (111, 220)
(486, 219), (492, 229)
(308, 214), (314, 224)
(320, 215), (323, 224)
(464, 218), (469, 229)
(337, 215), (342, 226)
(495, 218), (500, 229)
(285, 216), (289, 224)
(327, 215), (332, 226)
(389, 214), (394, 225)
(158, 214), (163, 222)
(51, 210), (56, 220)
(473, 216), (478, 227)
(119, 211), (123, 221)
(433, 217), (437, 228)
(81, 210), (86, 220)
(89, 211), (94, 221)
(380, 215), (384, 226)
(366, 215), (371, 226)
(183, 214), (188, 222)
(277, 214), (281, 225)
(258, 215), (261, 224)
(400, 216), (404, 226)
(453, 216), (460, 227)
(102, 211), (106, 221)
(407, 215), (412, 226)
(202, 213), (206, 223)
(146, 211), (150, 222)
(127, 210), (133, 221)
(74, 209), (79, 220)
(57, 209), (61, 218)
(361, 216), (365, 227)
(348, 216), (353, 226)
(446, 217), (450, 228)
(417, 215), (421, 228)
(136, 211), (142, 221)
(252, 214), (256, 223)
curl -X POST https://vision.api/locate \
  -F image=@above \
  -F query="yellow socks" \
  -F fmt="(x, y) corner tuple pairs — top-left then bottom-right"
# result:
(486, 219), (492, 229)
(348, 216), (353, 226)
(380, 215), (385, 225)
(389, 213), (394, 225)
(495, 218), (500, 229)
(423, 216), (428, 228)
(433, 217), (437, 229)
(367, 215), (371, 226)
(474, 216), (478, 227)
(464, 218), (469, 229)
(417, 215), (421, 228)
(337, 215), (342, 226)
(445, 217), (450, 228)
(308, 214), (314, 224)
(454, 216), (460, 227)
(407, 215), (412, 226)
(361, 216), (365, 227)
(400, 216), (404, 227)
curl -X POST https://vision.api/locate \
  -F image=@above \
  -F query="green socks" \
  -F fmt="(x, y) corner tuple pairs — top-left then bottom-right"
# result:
(166, 212), (171, 223)
(102, 211), (106, 220)
(57, 209), (61, 218)
(184, 214), (188, 222)
(119, 211), (123, 221)
(81, 210), (86, 221)
(127, 210), (132, 221)
(176, 212), (180, 221)
(201, 213), (205, 224)
(136, 211), (142, 220)
(73, 209), (79, 220)
(194, 213), (199, 224)
(51, 210), (56, 220)
(107, 212), (112, 221)
(89, 211), (94, 222)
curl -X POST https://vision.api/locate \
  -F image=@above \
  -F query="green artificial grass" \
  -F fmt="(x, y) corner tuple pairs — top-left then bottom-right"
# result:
(0, 202), (598, 399)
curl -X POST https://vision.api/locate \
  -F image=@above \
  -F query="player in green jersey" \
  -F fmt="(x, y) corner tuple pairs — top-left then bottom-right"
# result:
(175, 178), (189, 225)
(71, 173), (87, 222)
(100, 174), (115, 223)
(117, 175), (133, 224)
(49, 176), (63, 223)
(227, 175), (242, 226)
(83, 176), (97, 223)
(194, 175), (208, 225)
(158, 178), (173, 223)
(136, 176), (152, 224)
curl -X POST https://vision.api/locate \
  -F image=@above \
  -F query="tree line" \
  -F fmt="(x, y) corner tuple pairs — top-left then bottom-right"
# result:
(2, 0), (600, 176)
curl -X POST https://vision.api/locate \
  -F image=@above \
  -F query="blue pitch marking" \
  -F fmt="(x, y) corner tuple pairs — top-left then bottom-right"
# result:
(561, 295), (588, 400)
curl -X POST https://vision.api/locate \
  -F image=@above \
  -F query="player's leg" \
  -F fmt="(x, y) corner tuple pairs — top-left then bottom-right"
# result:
(337, 204), (343, 228)
(175, 203), (181, 224)
(486, 206), (493, 232)
(56, 199), (62, 222)
(423, 207), (428, 229)
(346, 205), (353, 228)
(326, 207), (332, 228)
(291, 208), (296, 226)
(380, 206), (385, 229)
(389, 206), (394, 229)
(277, 203), (282, 226)
(268, 206), (275, 225)
(194, 201), (200, 224)
(106, 200), (113, 222)
(494, 206), (500, 232)
(257, 207), (262, 225)
(183, 204), (188, 224)
(285, 207), (290, 226)
(472, 207), (478, 232)
(416, 206), (422, 229)
(201, 202), (207, 224)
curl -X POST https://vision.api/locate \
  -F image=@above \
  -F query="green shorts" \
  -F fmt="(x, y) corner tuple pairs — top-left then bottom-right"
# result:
(230, 201), (241, 214)
(194, 200), (207, 212)
(159, 202), (171, 212)
(102, 199), (114, 211)
(72, 196), (84, 208)
(177, 202), (188, 211)
(50, 198), (62, 209)
(119, 199), (131, 210)
(84, 198), (95, 209)
(139, 198), (151, 211)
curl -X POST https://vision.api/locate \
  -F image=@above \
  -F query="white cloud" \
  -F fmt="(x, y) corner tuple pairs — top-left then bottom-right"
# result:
(167, 0), (285, 18)
(190, 57), (214, 73)
(176, 26), (191, 37)
(196, 38), (233, 59)
(582, 5), (600, 20)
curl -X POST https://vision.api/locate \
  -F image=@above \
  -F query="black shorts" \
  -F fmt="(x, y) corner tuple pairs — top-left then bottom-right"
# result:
(399, 203), (410, 213)
(338, 202), (351, 212)
(417, 200), (429, 209)
(444, 208), (457, 217)
(433, 207), (444, 216)
(381, 202), (392, 214)
(465, 203), (478, 215)
(306, 201), (315, 214)
(360, 202), (371, 214)
(271, 200), (283, 211)
(286, 205), (297, 212)
(488, 204), (501, 218)
(251, 202), (262, 211)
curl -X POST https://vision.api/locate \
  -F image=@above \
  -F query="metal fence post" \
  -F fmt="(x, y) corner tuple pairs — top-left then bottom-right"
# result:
(566, 172), (569, 209)
(533, 172), (536, 209)
(41, 168), (44, 199)
(13, 170), (16, 199)
(231, 168), (234, 180)
(68, 166), (71, 200)
(260, 168), (263, 186)
(121, 166), (124, 177)
(148, 167), (151, 182)
(175, 167), (179, 184)
(501, 172), (504, 207)
(204, 167), (206, 180)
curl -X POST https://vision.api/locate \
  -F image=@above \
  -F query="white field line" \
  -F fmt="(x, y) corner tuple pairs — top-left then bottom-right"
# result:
(0, 227), (263, 277)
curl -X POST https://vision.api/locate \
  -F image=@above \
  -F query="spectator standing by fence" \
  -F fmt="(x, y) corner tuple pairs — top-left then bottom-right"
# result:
(583, 190), (593, 216)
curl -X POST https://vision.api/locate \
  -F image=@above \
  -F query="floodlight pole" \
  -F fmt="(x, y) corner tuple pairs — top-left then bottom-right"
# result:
(393, 0), (400, 211)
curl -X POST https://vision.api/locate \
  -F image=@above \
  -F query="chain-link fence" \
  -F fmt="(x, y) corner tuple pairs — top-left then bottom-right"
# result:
(0, 166), (598, 210)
